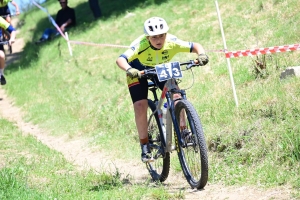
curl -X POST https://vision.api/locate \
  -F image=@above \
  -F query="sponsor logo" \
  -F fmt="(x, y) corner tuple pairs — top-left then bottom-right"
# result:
(162, 55), (169, 60)
(147, 56), (153, 61)
(162, 50), (168, 55)
(127, 76), (139, 86)
(147, 53), (153, 61)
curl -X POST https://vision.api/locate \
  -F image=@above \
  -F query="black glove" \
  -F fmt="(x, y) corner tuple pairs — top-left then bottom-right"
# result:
(126, 67), (141, 78)
(198, 54), (209, 66)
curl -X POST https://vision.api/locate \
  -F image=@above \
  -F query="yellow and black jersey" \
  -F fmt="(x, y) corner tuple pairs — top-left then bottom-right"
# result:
(120, 33), (193, 67)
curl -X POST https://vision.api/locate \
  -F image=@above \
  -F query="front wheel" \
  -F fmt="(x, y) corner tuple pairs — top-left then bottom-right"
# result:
(8, 43), (12, 54)
(174, 100), (208, 189)
(146, 99), (170, 182)
(3, 30), (12, 54)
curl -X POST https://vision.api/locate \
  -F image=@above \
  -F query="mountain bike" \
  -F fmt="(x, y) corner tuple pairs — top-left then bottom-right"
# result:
(142, 59), (208, 189)
(0, 14), (16, 54)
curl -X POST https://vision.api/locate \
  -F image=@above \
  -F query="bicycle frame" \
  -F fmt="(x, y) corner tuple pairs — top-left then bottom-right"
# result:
(144, 60), (208, 188)
(149, 78), (188, 153)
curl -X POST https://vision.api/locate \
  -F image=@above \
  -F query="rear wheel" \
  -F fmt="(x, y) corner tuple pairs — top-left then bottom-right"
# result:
(174, 100), (208, 189)
(146, 99), (170, 182)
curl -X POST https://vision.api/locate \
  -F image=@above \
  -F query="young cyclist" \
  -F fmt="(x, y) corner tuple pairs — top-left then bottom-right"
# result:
(0, 16), (16, 85)
(0, 0), (20, 23)
(116, 17), (209, 163)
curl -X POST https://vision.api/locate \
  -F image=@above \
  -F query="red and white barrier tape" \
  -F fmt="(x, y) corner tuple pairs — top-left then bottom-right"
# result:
(225, 44), (300, 58)
(32, 1), (300, 58)
(68, 41), (129, 48)
(32, 0), (67, 40)
(206, 49), (225, 53)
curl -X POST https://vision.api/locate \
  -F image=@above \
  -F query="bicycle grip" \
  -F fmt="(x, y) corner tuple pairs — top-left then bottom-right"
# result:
(194, 59), (200, 65)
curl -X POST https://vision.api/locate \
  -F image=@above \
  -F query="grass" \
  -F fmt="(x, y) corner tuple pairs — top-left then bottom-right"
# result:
(0, 118), (182, 199)
(1, 0), (300, 198)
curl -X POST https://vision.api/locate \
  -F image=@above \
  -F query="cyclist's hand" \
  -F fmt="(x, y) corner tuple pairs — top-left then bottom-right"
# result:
(126, 67), (141, 78)
(197, 54), (209, 66)
(9, 39), (15, 45)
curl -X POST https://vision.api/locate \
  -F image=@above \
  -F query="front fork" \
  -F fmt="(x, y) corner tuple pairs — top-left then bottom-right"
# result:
(165, 89), (187, 152)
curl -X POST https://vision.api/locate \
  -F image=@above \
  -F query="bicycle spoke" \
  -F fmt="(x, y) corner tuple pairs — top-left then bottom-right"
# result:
(175, 100), (208, 189)
(146, 99), (170, 182)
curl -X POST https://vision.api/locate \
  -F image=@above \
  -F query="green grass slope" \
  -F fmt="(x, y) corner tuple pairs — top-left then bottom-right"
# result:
(2, 0), (300, 197)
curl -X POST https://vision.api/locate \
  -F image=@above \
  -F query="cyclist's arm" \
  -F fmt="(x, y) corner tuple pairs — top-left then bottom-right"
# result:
(0, 16), (16, 41)
(116, 56), (132, 71)
(11, 1), (20, 15)
(5, 25), (16, 44)
(9, 29), (16, 43)
(192, 42), (206, 55)
(116, 45), (140, 71)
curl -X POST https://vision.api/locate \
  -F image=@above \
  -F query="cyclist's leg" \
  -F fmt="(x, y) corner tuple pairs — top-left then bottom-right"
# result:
(0, 7), (7, 39)
(127, 59), (152, 162)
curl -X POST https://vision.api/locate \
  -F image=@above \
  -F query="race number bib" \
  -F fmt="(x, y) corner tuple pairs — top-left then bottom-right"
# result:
(155, 62), (183, 82)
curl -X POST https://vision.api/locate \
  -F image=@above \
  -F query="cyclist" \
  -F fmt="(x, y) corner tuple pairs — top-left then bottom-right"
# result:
(116, 17), (209, 163)
(0, 16), (16, 85)
(0, 0), (20, 23)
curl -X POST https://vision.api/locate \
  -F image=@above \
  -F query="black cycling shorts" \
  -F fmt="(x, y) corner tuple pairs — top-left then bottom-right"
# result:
(0, 6), (10, 16)
(127, 59), (166, 103)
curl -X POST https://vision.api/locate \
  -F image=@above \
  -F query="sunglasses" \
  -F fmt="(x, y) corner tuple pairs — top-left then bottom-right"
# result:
(59, 2), (67, 4)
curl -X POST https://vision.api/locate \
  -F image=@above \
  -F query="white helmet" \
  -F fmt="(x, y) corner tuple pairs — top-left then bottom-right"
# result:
(143, 17), (169, 36)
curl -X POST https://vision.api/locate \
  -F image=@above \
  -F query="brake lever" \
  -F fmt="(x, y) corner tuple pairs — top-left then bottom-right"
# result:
(186, 63), (193, 70)
(186, 60), (199, 70)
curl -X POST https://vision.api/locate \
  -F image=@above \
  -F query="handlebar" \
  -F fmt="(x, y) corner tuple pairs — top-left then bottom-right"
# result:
(0, 41), (9, 45)
(141, 59), (200, 77)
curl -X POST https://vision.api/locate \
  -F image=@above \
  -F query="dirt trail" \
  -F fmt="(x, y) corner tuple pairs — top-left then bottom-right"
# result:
(0, 19), (295, 200)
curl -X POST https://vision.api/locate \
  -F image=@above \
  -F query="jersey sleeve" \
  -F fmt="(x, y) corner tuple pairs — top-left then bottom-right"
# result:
(6, 25), (16, 33)
(167, 34), (193, 53)
(120, 48), (138, 63)
(0, 17), (10, 30)
(119, 35), (144, 63)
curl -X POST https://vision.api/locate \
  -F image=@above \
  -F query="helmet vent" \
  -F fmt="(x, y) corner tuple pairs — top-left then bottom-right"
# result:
(143, 17), (169, 36)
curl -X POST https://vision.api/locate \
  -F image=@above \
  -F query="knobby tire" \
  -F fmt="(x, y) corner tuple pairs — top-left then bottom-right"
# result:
(2, 30), (12, 54)
(146, 99), (170, 182)
(174, 100), (208, 189)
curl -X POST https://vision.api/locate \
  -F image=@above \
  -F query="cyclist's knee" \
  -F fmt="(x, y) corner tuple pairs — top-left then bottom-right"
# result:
(133, 99), (148, 112)
(0, 51), (5, 59)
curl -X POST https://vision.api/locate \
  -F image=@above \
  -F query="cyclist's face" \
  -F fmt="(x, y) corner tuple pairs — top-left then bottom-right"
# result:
(147, 33), (166, 49)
